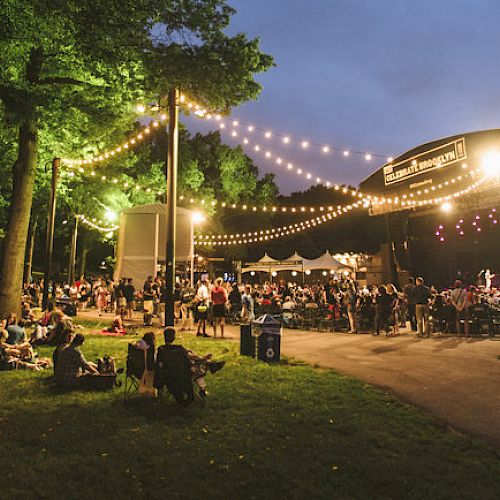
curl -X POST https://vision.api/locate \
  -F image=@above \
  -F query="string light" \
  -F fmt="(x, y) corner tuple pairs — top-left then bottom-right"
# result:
(181, 95), (389, 161)
(194, 203), (363, 246)
(62, 118), (164, 167)
(78, 214), (119, 232)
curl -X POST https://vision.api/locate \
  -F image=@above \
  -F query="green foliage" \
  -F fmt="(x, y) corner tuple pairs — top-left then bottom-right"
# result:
(0, 0), (274, 277)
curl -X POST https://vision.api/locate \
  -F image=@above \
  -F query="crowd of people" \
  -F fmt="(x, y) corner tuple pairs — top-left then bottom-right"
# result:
(17, 272), (500, 342)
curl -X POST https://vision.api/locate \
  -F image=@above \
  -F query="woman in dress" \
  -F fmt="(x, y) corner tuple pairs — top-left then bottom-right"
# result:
(96, 281), (108, 317)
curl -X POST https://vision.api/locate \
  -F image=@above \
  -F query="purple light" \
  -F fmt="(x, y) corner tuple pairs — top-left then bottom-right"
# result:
(438, 225), (444, 229)
(455, 224), (460, 229)
(472, 221), (477, 226)
(439, 237), (445, 242)
(459, 219), (464, 223)
(494, 220), (498, 224)
(488, 213), (493, 218)
(492, 208), (497, 212)
(475, 215), (480, 220)
(477, 227), (482, 232)
(459, 231), (464, 236)
(435, 231), (440, 236)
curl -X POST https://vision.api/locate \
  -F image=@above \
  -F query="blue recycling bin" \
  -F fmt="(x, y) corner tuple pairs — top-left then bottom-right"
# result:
(252, 314), (281, 363)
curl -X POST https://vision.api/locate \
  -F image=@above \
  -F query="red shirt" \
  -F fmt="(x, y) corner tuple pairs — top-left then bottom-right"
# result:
(211, 286), (228, 305)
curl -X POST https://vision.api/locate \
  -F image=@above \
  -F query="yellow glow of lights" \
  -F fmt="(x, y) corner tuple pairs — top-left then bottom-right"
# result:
(481, 151), (500, 178)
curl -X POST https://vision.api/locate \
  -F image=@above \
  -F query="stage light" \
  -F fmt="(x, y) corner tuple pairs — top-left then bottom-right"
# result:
(291, 271), (298, 277)
(481, 151), (500, 177)
(271, 271), (277, 277)
(305, 270), (311, 275)
(440, 202), (453, 212)
(250, 271), (255, 276)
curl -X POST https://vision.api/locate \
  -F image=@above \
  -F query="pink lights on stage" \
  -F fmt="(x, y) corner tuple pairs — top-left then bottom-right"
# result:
(435, 207), (498, 242)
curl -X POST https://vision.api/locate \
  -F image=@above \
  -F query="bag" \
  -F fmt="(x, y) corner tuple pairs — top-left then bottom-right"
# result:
(197, 305), (207, 313)
(138, 349), (156, 397)
(97, 355), (116, 374)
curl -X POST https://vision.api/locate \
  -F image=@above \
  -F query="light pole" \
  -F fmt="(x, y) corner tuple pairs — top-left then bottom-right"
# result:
(68, 215), (79, 284)
(164, 88), (180, 327)
(42, 157), (60, 310)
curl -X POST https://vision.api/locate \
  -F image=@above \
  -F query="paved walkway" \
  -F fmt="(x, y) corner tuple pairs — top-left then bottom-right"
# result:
(277, 328), (500, 448)
(78, 310), (500, 448)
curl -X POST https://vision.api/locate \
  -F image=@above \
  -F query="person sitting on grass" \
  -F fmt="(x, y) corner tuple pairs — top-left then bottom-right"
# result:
(163, 327), (225, 398)
(54, 333), (99, 389)
(104, 315), (126, 335)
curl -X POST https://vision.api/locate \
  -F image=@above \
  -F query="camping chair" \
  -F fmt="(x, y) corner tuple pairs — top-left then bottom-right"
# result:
(123, 343), (154, 399)
(469, 304), (493, 336)
(154, 345), (208, 406)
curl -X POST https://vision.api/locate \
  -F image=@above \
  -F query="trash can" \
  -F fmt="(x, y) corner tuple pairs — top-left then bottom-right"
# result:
(240, 324), (255, 357)
(252, 314), (281, 363)
(56, 298), (77, 317)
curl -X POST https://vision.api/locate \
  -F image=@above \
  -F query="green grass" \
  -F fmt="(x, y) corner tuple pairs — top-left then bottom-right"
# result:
(1, 324), (500, 499)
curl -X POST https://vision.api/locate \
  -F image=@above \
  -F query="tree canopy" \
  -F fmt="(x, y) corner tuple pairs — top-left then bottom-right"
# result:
(0, 0), (274, 315)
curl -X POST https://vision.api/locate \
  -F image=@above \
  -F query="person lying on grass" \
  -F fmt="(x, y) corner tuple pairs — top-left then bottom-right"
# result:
(54, 333), (99, 388)
(162, 327), (225, 397)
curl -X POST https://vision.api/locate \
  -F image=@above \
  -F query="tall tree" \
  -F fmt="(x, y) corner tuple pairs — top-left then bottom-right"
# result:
(0, 0), (273, 315)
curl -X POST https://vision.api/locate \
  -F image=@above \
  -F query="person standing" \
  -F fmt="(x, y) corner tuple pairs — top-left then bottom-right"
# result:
(123, 278), (136, 320)
(403, 277), (416, 331)
(142, 277), (154, 327)
(450, 280), (467, 336)
(96, 280), (108, 317)
(195, 280), (210, 337)
(241, 285), (255, 323)
(211, 277), (228, 338)
(374, 286), (394, 336)
(180, 279), (195, 332)
(414, 277), (432, 338)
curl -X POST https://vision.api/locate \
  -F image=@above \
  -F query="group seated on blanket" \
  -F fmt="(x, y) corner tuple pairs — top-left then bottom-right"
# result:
(0, 313), (51, 371)
(53, 329), (118, 390)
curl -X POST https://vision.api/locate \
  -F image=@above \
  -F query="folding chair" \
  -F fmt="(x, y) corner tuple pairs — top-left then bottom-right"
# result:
(123, 343), (154, 399)
(154, 345), (208, 406)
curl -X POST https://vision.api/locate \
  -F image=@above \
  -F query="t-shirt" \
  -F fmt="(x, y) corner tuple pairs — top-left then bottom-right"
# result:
(211, 286), (228, 306)
(6, 325), (25, 345)
(413, 285), (432, 305)
(123, 284), (135, 302)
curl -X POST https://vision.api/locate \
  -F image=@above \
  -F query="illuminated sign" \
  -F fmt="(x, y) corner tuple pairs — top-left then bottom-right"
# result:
(383, 138), (467, 186)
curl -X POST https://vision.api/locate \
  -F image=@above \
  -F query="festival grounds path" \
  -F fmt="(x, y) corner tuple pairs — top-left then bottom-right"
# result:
(267, 327), (500, 448)
(80, 310), (500, 448)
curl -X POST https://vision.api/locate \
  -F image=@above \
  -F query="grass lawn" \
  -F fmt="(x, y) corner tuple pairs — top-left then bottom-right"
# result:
(1, 322), (500, 499)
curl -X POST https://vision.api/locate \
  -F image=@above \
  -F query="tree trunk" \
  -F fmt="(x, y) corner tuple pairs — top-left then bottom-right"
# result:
(0, 119), (38, 317)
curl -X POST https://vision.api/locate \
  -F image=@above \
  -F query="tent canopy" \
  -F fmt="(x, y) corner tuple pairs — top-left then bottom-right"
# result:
(114, 203), (194, 286)
(242, 251), (352, 274)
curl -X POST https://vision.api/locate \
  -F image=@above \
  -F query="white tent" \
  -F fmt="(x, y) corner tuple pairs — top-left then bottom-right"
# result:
(114, 203), (194, 286)
(241, 251), (351, 274)
(302, 251), (352, 271)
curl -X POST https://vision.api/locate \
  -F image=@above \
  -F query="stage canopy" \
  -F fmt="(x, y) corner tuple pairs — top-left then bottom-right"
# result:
(242, 251), (353, 274)
(114, 203), (194, 286)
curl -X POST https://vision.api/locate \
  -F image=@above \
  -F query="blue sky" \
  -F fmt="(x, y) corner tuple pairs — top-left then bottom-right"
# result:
(185, 0), (500, 193)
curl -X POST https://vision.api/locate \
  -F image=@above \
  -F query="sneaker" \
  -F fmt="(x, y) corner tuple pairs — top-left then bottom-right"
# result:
(208, 361), (225, 374)
(202, 333), (210, 338)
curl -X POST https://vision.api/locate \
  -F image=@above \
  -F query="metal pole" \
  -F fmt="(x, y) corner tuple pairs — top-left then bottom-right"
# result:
(42, 157), (60, 310)
(25, 216), (38, 284)
(165, 88), (179, 327)
(68, 215), (78, 284)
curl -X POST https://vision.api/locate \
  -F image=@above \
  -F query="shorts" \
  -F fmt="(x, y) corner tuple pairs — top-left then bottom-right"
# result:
(212, 303), (226, 318)
(143, 300), (154, 314)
